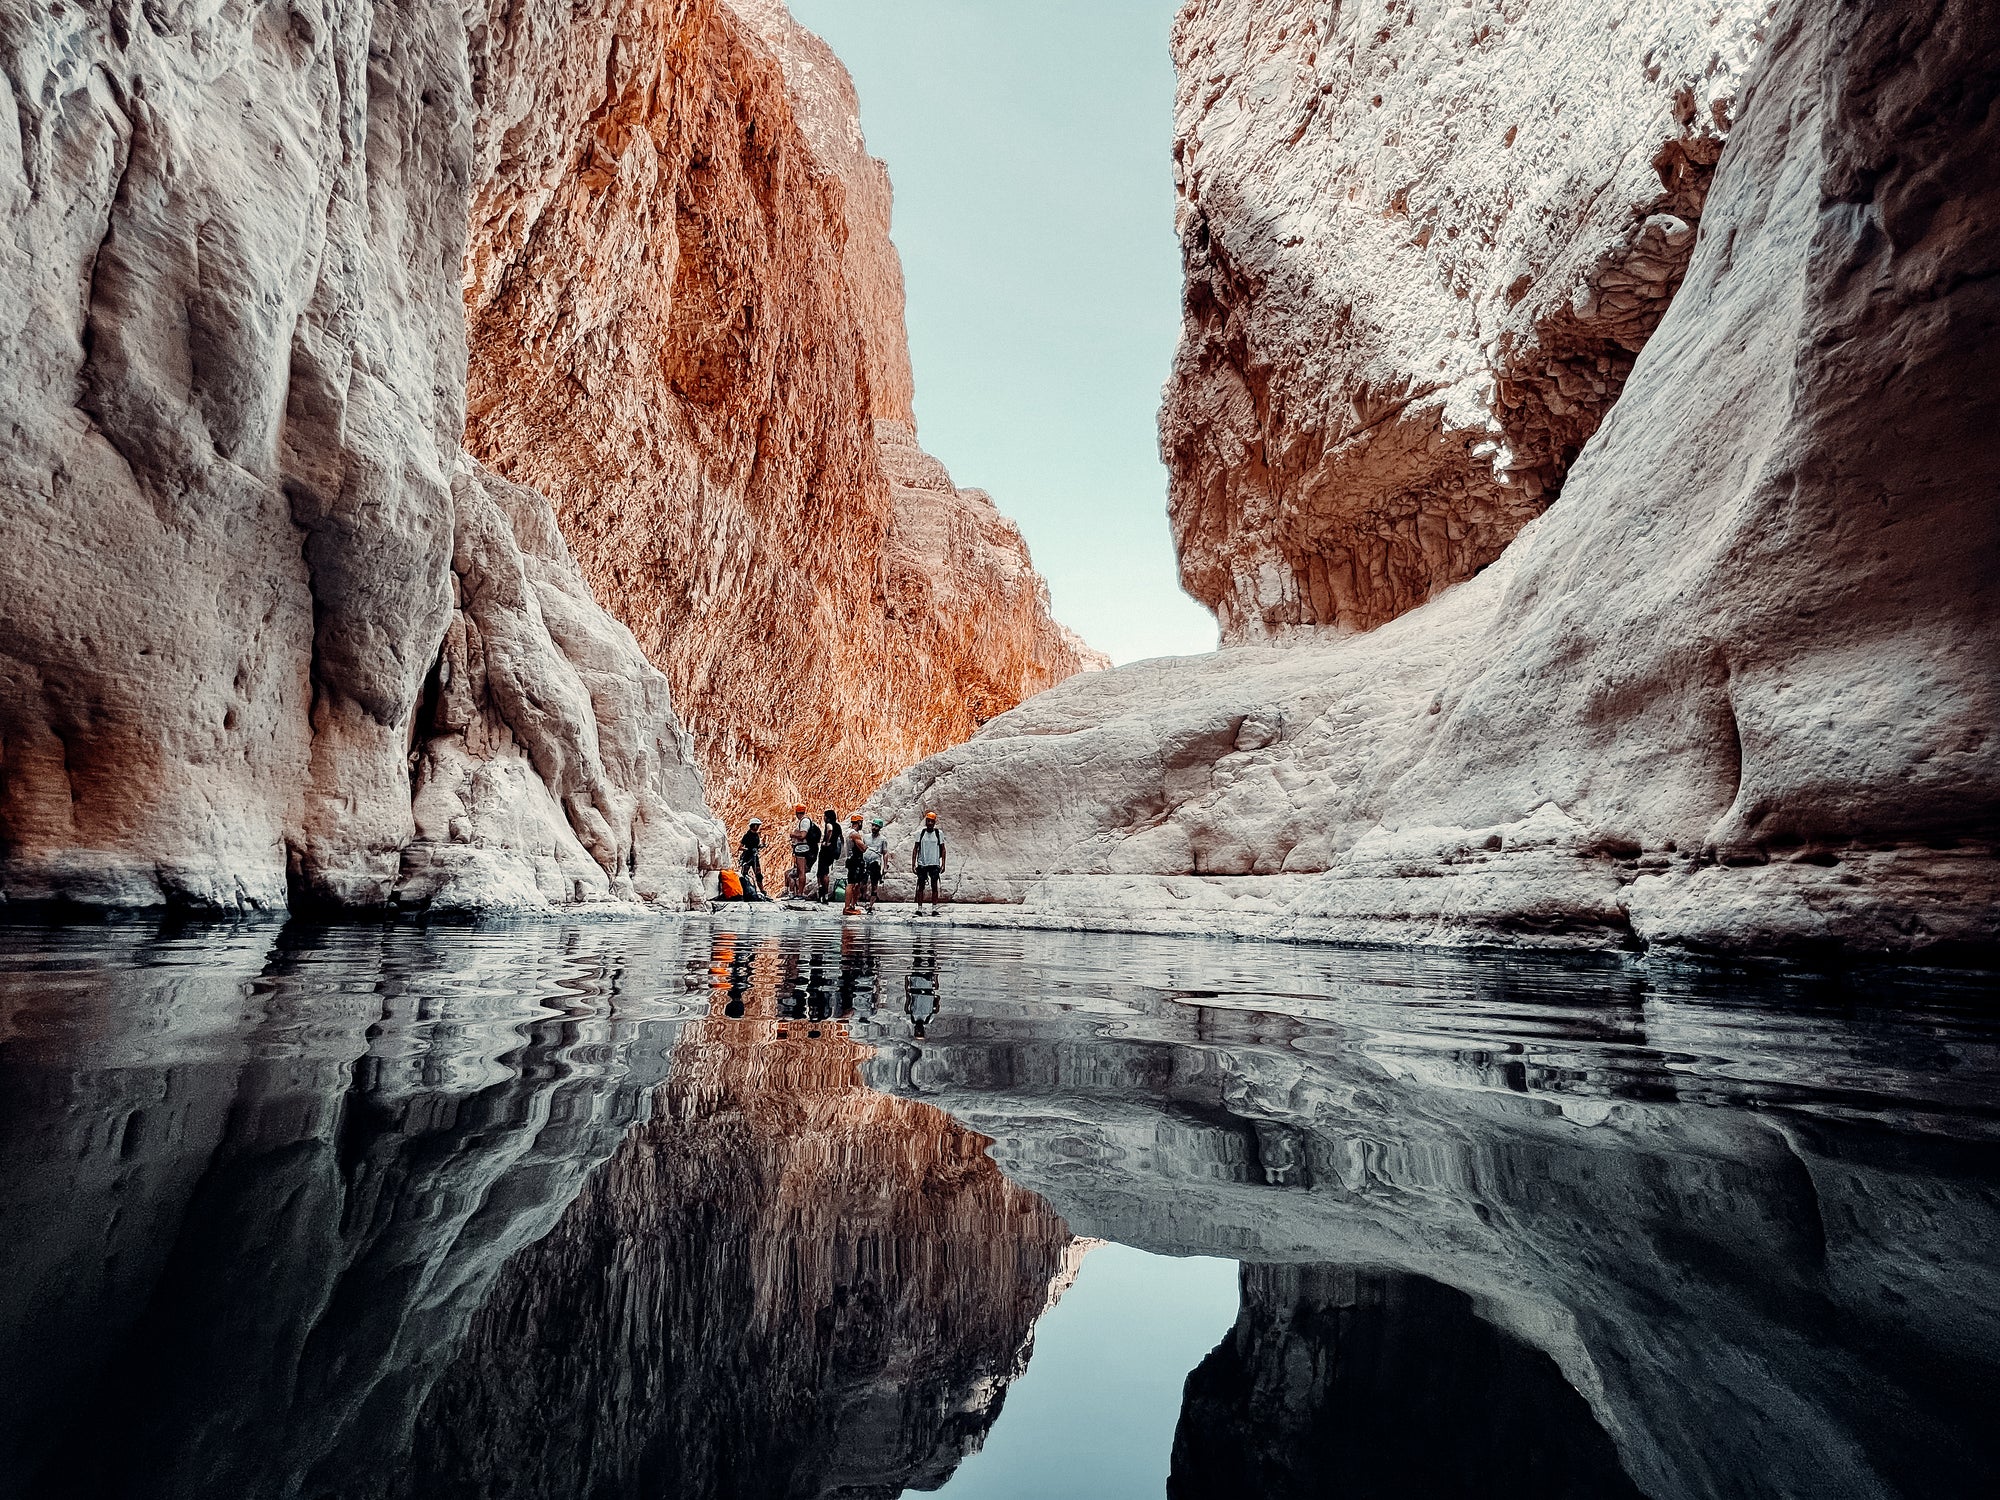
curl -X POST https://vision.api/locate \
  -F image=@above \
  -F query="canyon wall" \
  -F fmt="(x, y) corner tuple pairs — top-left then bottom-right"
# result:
(0, 0), (1089, 913)
(463, 0), (1100, 836)
(1165, 0), (1772, 641)
(870, 0), (2000, 958)
(0, 3), (719, 912)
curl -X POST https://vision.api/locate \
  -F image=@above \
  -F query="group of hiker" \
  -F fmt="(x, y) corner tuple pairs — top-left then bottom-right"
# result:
(726, 805), (950, 916)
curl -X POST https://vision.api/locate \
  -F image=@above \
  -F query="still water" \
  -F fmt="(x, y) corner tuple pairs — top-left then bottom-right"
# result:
(1, 915), (1995, 1500)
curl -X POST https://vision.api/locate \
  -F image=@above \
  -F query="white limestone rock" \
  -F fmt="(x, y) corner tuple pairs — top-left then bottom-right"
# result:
(871, 0), (2000, 960)
(0, 3), (721, 912)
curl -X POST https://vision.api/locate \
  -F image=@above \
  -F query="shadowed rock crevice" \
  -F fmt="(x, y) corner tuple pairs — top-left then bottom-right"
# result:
(1169, 1266), (1646, 1500)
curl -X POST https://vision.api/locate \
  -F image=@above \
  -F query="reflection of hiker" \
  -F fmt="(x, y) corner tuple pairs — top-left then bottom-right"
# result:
(806, 953), (834, 1021)
(815, 809), (841, 901)
(725, 942), (755, 1018)
(840, 938), (878, 1019)
(863, 818), (889, 913)
(778, 953), (806, 1021)
(911, 812), (947, 916)
(738, 818), (766, 895)
(904, 951), (941, 1039)
(787, 804), (818, 898)
(842, 815), (868, 915)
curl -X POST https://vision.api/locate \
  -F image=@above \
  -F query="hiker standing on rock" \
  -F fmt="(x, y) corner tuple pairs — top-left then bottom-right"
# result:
(842, 815), (869, 916)
(738, 818), (766, 896)
(815, 808), (841, 902)
(911, 812), (947, 917)
(863, 817), (889, 914)
(787, 804), (818, 898)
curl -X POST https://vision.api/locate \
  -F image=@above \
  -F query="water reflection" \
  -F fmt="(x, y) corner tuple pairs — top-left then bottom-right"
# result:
(0, 918), (1995, 1500)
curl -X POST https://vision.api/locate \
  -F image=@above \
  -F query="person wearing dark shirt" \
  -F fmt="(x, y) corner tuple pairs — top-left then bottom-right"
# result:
(815, 809), (842, 901)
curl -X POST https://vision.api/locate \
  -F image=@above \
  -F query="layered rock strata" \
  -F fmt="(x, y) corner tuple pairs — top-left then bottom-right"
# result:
(1165, 0), (1773, 640)
(463, 0), (1099, 835)
(872, 0), (2000, 958)
(0, 3), (720, 911)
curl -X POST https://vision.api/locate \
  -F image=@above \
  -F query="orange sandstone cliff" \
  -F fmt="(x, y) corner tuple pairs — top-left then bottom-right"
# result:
(464, 0), (1102, 835)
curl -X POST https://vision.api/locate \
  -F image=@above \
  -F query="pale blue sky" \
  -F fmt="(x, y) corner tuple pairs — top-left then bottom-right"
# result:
(789, 0), (1217, 665)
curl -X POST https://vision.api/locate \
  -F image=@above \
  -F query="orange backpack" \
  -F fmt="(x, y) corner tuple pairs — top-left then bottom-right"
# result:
(717, 869), (744, 900)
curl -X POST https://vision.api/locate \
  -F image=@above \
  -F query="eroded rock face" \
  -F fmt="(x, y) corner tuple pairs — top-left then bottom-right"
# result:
(463, 0), (1099, 835)
(0, 3), (720, 911)
(1164, 0), (1771, 640)
(872, 0), (2000, 958)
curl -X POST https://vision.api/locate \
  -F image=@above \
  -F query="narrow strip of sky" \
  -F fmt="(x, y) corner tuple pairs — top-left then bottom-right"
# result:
(789, 0), (1216, 665)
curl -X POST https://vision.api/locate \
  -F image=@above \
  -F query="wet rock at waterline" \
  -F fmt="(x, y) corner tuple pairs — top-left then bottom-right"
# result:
(873, 0), (2000, 959)
(0, 3), (722, 912)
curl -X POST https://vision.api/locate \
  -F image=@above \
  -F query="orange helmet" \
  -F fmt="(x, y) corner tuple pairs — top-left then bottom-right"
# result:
(924, 810), (938, 821)
(793, 803), (807, 814)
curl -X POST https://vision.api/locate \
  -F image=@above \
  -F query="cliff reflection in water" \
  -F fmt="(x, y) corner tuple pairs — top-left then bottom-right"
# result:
(1, 919), (1997, 1500)
(405, 926), (1073, 1500)
(0, 921), (1073, 1500)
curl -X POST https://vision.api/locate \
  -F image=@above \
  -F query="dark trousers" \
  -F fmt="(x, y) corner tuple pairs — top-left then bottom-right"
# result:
(916, 868), (942, 902)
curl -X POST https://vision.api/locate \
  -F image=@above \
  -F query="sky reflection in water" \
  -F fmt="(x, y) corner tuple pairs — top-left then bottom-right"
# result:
(0, 916), (1995, 1500)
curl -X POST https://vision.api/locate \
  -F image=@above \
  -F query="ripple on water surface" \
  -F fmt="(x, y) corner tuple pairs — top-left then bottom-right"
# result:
(1, 915), (1995, 1500)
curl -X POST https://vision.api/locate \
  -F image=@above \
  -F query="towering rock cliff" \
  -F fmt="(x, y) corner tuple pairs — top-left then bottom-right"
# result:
(0, 3), (720, 911)
(0, 0), (1091, 912)
(873, 0), (2000, 958)
(1165, 0), (1771, 640)
(463, 0), (1101, 834)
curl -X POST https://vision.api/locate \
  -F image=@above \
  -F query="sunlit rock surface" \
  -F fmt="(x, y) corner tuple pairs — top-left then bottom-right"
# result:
(464, 0), (1099, 834)
(1164, 0), (1770, 641)
(873, 0), (2000, 958)
(0, 3), (720, 912)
